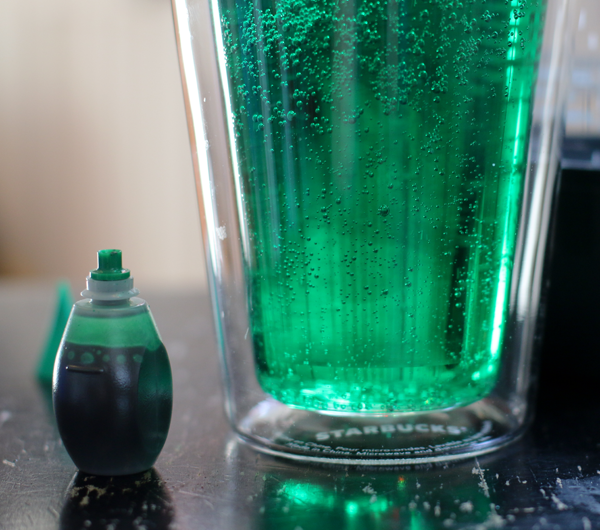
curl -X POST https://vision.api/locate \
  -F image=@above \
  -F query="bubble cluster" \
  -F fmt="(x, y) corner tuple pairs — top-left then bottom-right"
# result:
(217, 0), (546, 412)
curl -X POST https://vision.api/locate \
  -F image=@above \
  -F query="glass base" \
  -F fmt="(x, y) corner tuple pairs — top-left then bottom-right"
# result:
(236, 397), (525, 465)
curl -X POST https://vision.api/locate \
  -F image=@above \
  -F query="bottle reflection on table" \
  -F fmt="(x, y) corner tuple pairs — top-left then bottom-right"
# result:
(59, 469), (174, 530)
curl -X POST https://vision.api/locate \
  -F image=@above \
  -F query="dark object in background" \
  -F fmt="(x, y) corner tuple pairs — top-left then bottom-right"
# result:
(539, 167), (600, 410)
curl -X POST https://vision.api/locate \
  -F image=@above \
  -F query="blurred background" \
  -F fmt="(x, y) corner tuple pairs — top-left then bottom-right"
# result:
(0, 0), (597, 292)
(0, 0), (203, 290)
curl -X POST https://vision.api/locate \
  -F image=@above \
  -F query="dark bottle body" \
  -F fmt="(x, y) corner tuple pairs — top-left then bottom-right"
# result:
(53, 299), (172, 476)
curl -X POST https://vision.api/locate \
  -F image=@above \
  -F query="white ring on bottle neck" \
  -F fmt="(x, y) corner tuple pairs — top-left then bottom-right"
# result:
(81, 276), (139, 301)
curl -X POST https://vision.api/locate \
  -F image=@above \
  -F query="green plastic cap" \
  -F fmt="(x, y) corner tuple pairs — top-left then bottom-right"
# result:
(90, 249), (131, 281)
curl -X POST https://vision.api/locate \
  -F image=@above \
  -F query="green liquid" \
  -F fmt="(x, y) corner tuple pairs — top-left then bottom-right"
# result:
(54, 342), (172, 475)
(216, 0), (545, 412)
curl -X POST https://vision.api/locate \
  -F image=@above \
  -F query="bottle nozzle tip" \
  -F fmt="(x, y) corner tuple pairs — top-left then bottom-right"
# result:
(91, 249), (130, 281)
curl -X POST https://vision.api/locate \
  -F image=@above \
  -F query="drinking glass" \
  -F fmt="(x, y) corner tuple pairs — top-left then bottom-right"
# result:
(172, 0), (575, 463)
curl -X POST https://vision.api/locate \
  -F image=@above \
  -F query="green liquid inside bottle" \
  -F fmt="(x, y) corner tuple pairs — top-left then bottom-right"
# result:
(216, 0), (546, 412)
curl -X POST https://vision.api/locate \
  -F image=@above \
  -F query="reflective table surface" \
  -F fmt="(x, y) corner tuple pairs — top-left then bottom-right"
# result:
(0, 239), (599, 530)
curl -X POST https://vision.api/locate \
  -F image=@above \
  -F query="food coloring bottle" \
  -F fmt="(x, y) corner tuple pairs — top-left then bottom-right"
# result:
(53, 249), (172, 476)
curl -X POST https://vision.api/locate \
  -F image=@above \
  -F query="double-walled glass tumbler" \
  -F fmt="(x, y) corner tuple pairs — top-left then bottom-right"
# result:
(172, 0), (575, 463)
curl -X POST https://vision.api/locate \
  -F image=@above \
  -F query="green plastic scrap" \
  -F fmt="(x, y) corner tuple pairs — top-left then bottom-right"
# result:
(36, 281), (73, 385)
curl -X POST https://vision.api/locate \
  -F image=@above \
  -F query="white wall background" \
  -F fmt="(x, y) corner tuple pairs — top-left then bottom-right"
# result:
(0, 0), (205, 290)
(567, 2), (600, 137)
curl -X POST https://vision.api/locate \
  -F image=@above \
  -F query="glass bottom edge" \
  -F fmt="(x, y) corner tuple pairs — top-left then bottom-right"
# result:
(235, 397), (526, 465)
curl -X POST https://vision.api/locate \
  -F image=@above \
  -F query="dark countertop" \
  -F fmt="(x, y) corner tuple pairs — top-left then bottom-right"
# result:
(3, 168), (600, 530)
(1, 262), (600, 530)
